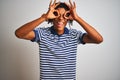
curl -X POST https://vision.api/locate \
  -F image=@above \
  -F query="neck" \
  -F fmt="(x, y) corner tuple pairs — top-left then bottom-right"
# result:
(55, 29), (64, 35)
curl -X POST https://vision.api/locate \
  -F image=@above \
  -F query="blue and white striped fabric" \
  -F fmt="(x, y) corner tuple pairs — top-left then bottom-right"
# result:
(32, 26), (86, 80)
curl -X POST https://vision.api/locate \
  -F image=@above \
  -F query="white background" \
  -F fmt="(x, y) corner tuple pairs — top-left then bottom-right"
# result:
(0, 0), (120, 80)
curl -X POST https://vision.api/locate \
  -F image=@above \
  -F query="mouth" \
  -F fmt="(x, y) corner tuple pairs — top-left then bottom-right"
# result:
(57, 22), (64, 27)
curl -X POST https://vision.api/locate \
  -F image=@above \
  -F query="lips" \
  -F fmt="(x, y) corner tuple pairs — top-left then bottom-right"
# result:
(57, 22), (63, 27)
(58, 22), (63, 24)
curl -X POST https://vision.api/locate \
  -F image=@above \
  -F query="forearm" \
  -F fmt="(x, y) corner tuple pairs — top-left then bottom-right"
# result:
(75, 16), (103, 43)
(15, 14), (46, 38)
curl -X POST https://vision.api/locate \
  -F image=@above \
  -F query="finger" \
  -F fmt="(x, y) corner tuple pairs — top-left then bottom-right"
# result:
(53, 10), (59, 17)
(64, 11), (71, 19)
(49, 0), (52, 6)
(73, 1), (76, 8)
(64, 2), (71, 9)
(69, 15), (74, 20)
(69, 0), (73, 7)
(54, 2), (60, 8)
(53, 0), (56, 5)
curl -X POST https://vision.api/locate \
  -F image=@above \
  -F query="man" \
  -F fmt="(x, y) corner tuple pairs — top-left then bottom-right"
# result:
(15, 0), (103, 79)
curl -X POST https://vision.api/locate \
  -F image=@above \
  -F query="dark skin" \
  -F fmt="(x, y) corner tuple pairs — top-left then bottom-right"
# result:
(15, 0), (103, 44)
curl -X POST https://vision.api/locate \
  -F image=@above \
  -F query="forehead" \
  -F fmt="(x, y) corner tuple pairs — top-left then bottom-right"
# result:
(57, 8), (66, 14)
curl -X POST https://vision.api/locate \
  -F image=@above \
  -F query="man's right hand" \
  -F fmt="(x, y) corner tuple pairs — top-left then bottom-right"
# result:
(44, 0), (60, 20)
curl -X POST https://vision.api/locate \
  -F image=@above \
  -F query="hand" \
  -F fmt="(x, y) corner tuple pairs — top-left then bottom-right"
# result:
(45, 0), (60, 20)
(64, 0), (78, 21)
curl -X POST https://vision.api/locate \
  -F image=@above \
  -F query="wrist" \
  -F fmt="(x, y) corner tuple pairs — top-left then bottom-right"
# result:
(74, 15), (79, 21)
(41, 14), (48, 21)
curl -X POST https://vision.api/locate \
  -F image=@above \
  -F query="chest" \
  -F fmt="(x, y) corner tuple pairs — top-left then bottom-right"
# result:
(40, 33), (78, 48)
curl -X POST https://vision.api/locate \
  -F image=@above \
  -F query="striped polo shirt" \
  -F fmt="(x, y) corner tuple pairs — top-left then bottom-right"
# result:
(32, 26), (86, 80)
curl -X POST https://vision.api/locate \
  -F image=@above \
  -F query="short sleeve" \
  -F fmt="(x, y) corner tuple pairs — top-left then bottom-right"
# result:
(77, 30), (86, 44)
(31, 29), (40, 42)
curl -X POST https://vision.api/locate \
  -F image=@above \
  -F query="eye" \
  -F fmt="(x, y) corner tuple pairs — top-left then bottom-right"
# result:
(65, 13), (70, 17)
(53, 11), (58, 16)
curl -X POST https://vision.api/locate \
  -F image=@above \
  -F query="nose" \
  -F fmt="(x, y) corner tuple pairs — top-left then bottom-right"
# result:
(58, 15), (64, 20)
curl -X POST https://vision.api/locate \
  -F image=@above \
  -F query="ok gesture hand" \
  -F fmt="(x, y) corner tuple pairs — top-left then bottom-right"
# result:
(64, 0), (78, 21)
(45, 0), (60, 20)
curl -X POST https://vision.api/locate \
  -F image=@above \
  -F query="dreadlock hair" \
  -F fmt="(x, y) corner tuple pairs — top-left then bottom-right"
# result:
(47, 2), (73, 26)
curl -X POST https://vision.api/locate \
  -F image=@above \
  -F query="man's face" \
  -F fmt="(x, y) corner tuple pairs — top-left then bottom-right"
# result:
(53, 8), (68, 32)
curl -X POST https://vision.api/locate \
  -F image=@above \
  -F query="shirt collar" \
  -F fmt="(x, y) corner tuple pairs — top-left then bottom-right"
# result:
(50, 26), (69, 35)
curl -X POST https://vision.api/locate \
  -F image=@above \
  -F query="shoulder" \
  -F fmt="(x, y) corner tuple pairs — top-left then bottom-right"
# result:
(34, 27), (51, 34)
(35, 27), (50, 31)
(68, 28), (85, 39)
(35, 27), (52, 37)
(69, 29), (78, 33)
(69, 28), (82, 35)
